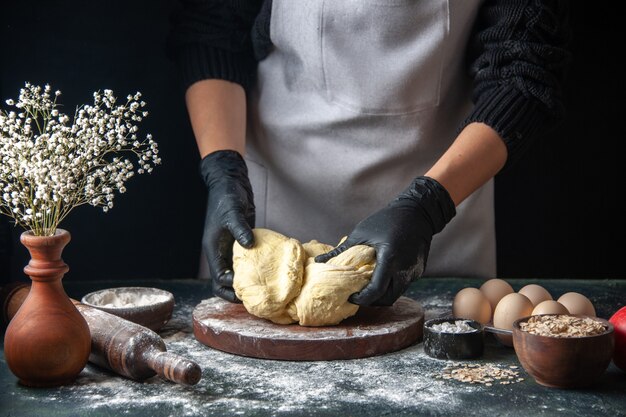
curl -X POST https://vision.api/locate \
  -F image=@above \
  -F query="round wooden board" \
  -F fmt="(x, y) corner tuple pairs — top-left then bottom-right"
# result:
(193, 296), (424, 361)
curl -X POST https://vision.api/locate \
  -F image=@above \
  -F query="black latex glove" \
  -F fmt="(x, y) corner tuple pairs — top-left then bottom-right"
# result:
(315, 176), (456, 306)
(200, 150), (255, 302)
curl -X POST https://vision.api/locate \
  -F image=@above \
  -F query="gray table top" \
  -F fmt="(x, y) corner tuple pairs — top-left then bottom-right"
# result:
(1, 278), (625, 417)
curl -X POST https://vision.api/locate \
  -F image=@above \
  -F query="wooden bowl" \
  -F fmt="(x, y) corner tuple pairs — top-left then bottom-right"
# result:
(81, 287), (174, 332)
(512, 314), (614, 388)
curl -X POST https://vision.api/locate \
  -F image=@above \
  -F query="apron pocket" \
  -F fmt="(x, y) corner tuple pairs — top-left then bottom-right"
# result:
(321, 0), (449, 115)
(245, 157), (268, 228)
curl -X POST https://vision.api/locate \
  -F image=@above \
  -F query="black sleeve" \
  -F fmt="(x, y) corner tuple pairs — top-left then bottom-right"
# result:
(168, 0), (265, 91)
(461, 0), (571, 170)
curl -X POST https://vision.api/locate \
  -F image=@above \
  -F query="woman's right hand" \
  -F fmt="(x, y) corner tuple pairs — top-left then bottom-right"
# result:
(200, 150), (256, 302)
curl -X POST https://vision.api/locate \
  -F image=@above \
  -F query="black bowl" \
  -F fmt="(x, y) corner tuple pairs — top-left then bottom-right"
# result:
(424, 317), (484, 360)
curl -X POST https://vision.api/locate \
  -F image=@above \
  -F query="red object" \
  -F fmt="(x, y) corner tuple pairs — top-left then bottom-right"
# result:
(609, 306), (626, 372)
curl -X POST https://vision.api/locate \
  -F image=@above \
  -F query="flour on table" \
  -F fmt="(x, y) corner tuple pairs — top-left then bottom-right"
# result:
(10, 295), (535, 417)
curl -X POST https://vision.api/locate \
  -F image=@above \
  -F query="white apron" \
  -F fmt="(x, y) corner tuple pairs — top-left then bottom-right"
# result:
(202, 0), (496, 278)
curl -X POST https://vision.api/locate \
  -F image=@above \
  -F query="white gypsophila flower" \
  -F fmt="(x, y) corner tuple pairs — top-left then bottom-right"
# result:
(0, 83), (161, 236)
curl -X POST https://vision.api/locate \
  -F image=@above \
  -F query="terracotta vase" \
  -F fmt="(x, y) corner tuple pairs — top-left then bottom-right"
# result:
(3, 229), (91, 387)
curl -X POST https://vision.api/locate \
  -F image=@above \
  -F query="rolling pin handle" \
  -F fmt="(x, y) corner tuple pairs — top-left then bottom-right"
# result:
(146, 351), (202, 386)
(0, 283), (30, 327)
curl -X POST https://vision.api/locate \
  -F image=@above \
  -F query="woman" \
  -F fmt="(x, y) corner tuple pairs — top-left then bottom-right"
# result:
(169, 0), (569, 305)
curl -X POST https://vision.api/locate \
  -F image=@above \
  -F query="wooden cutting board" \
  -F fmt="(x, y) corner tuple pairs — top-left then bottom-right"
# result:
(193, 296), (423, 361)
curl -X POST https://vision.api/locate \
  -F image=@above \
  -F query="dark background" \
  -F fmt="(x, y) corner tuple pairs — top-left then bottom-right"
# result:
(0, 1), (623, 285)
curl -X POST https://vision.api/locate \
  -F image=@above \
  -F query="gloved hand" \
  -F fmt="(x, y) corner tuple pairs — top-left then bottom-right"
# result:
(200, 150), (255, 302)
(315, 176), (456, 306)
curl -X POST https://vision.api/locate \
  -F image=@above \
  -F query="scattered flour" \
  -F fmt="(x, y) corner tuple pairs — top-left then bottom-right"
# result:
(5, 292), (529, 417)
(419, 295), (454, 321)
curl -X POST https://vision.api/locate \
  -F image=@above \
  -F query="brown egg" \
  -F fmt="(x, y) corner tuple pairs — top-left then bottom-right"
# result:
(479, 278), (514, 316)
(493, 293), (533, 346)
(532, 300), (569, 315)
(557, 292), (596, 316)
(452, 288), (491, 324)
(518, 284), (553, 306)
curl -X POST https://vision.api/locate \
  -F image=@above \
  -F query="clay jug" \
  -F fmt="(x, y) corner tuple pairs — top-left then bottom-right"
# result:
(4, 229), (91, 387)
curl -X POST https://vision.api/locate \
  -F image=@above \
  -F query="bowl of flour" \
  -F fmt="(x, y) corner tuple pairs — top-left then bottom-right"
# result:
(81, 287), (174, 332)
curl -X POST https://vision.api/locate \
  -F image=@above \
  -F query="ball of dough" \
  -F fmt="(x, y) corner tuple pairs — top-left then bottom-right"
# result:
(233, 229), (305, 324)
(288, 245), (375, 326)
(233, 230), (376, 327)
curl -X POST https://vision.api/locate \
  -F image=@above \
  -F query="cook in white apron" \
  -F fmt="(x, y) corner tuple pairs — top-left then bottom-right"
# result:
(246, 0), (494, 276)
(174, 0), (569, 304)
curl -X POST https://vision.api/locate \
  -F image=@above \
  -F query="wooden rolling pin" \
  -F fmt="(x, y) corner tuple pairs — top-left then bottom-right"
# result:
(1, 283), (201, 385)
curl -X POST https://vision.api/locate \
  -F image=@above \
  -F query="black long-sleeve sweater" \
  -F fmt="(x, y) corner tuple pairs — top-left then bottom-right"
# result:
(169, 0), (570, 169)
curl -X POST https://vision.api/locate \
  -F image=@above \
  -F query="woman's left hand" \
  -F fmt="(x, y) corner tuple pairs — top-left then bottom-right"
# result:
(315, 176), (455, 306)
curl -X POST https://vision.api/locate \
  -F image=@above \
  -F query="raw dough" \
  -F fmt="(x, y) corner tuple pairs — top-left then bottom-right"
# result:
(288, 242), (375, 326)
(233, 229), (376, 326)
(232, 228), (305, 324)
